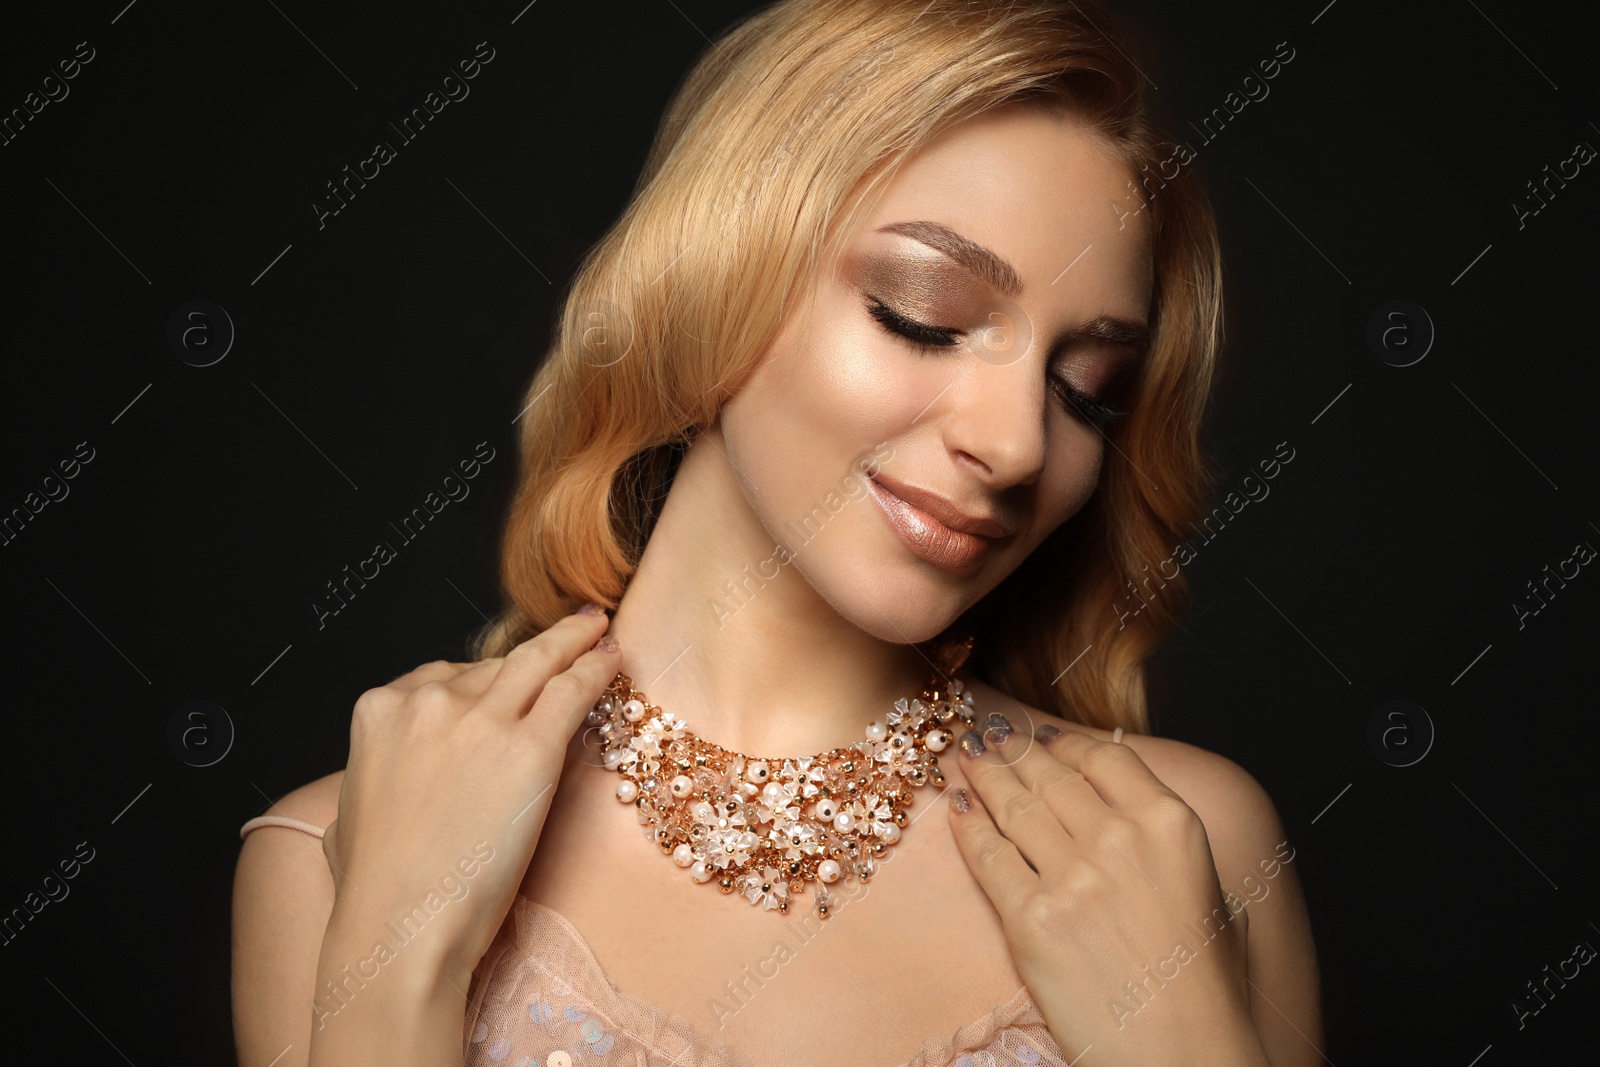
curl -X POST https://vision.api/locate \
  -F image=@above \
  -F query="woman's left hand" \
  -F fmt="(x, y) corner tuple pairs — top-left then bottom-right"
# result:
(948, 718), (1270, 1067)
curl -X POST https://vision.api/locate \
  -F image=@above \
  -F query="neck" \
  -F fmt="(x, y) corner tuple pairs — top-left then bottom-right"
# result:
(606, 427), (942, 757)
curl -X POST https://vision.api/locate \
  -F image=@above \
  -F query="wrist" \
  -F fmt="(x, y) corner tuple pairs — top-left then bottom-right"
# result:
(1207, 1014), (1271, 1067)
(310, 918), (472, 1067)
(1130, 1008), (1267, 1067)
(318, 904), (475, 1007)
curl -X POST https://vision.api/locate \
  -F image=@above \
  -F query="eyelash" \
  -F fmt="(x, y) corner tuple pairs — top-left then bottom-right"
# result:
(864, 297), (1127, 424)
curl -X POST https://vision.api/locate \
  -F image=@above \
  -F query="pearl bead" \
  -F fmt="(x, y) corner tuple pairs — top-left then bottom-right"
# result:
(865, 720), (887, 742)
(815, 798), (838, 821)
(623, 698), (645, 722)
(603, 749), (625, 769)
(690, 860), (712, 883)
(926, 729), (948, 752)
(670, 775), (694, 799)
(615, 779), (638, 803)
(880, 822), (901, 844)
(745, 761), (769, 783)
(692, 800), (715, 822)
(762, 782), (784, 804)
(834, 811), (855, 832)
(673, 843), (694, 867)
(738, 831), (759, 851)
(818, 859), (841, 883)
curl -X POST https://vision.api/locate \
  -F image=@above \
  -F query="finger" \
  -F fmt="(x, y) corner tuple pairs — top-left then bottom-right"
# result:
(1040, 725), (1175, 810)
(384, 658), (467, 691)
(946, 784), (1042, 918)
(478, 609), (611, 719)
(980, 718), (1111, 843)
(518, 638), (625, 736)
(444, 656), (504, 699)
(956, 723), (1077, 880)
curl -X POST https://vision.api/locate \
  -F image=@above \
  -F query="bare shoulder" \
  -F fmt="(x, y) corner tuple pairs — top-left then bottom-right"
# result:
(259, 769), (346, 828)
(232, 770), (346, 1067)
(961, 675), (1285, 872)
(963, 675), (1324, 1062)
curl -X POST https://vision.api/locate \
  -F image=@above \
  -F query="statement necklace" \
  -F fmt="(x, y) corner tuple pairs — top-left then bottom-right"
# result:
(586, 635), (977, 920)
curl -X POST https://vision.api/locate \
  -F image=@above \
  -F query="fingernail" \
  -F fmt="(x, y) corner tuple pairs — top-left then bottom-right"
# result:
(595, 635), (620, 653)
(577, 602), (606, 616)
(959, 729), (986, 757)
(984, 712), (1013, 745)
(950, 787), (971, 814)
(1035, 724), (1062, 743)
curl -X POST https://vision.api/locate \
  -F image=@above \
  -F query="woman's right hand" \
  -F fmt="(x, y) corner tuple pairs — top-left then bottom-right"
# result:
(319, 605), (620, 992)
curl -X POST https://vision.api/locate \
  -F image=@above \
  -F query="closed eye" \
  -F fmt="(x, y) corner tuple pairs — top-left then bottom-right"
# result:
(864, 296), (1126, 425)
(865, 296), (961, 349)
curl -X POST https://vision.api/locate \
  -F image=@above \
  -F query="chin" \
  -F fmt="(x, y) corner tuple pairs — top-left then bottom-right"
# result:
(799, 537), (984, 646)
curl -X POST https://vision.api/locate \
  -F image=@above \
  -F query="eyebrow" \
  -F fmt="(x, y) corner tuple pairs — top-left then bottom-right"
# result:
(875, 219), (1152, 356)
(878, 220), (1024, 297)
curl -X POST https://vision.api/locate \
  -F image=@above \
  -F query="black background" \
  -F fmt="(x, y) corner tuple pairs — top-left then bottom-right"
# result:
(2, 0), (1596, 1063)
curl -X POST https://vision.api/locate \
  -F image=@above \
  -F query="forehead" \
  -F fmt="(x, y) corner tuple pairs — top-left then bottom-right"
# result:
(849, 104), (1153, 316)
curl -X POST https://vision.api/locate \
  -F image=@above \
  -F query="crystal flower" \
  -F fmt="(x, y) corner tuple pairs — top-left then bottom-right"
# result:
(753, 781), (801, 826)
(708, 827), (752, 870)
(875, 732), (921, 775)
(772, 818), (820, 862)
(741, 865), (789, 910)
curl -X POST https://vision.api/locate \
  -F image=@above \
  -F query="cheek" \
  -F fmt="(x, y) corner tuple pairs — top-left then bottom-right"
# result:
(1039, 429), (1104, 526)
(760, 303), (938, 450)
(721, 309), (904, 511)
(806, 315), (938, 438)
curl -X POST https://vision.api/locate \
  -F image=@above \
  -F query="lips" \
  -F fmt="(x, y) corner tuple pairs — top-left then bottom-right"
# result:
(866, 474), (1009, 571)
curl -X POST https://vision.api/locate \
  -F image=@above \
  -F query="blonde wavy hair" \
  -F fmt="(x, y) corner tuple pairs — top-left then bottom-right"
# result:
(470, 0), (1224, 734)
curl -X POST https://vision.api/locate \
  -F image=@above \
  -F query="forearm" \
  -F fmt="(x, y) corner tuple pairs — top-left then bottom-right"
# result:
(307, 912), (471, 1066)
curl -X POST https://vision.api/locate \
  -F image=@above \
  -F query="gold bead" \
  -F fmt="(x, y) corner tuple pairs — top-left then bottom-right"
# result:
(719, 877), (736, 894)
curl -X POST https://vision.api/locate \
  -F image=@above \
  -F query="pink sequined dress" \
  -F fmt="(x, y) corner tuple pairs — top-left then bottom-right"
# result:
(240, 814), (1069, 1067)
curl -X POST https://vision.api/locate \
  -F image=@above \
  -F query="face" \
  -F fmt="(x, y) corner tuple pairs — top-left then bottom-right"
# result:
(715, 101), (1154, 643)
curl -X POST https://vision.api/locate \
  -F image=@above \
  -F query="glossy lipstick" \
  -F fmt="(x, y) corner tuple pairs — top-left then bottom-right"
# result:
(866, 475), (1004, 571)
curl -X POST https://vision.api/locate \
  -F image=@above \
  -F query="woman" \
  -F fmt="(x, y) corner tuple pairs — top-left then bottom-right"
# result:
(233, 1), (1322, 1064)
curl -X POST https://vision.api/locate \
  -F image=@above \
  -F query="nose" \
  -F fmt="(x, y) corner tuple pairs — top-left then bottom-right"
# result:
(940, 349), (1048, 489)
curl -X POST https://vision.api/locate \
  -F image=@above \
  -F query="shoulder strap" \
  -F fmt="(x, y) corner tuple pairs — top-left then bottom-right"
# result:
(238, 815), (328, 841)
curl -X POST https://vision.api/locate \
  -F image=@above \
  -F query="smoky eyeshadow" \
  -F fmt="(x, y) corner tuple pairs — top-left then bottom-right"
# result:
(845, 245), (985, 324)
